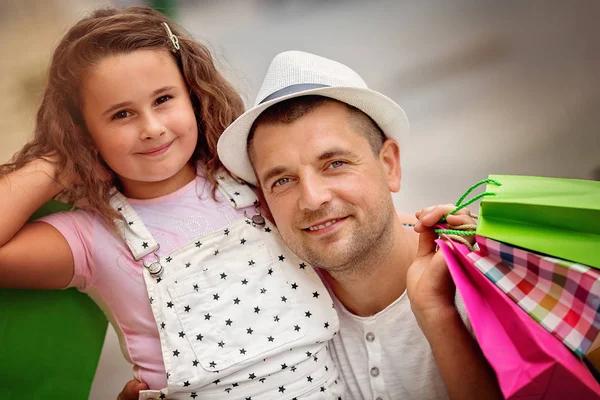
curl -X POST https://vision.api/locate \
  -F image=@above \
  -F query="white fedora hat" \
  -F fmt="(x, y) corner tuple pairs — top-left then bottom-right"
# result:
(217, 50), (410, 185)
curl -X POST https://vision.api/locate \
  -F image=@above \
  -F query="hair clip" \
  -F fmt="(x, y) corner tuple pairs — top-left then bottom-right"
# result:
(162, 22), (180, 52)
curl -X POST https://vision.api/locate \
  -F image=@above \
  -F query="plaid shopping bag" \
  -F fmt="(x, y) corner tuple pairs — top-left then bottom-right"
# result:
(470, 235), (600, 358)
(439, 239), (600, 399)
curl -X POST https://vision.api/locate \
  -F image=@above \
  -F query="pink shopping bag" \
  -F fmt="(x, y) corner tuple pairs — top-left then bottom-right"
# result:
(438, 239), (600, 399)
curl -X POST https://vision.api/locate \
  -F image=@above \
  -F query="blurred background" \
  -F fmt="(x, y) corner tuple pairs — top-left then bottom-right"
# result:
(1, 0), (599, 398)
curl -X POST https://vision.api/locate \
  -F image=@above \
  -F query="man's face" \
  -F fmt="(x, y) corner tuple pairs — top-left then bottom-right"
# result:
(250, 101), (401, 273)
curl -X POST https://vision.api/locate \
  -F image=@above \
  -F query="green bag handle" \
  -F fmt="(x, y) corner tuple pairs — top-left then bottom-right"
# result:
(0, 200), (108, 399)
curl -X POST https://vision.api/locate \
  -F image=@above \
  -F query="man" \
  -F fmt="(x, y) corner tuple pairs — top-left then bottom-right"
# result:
(120, 51), (500, 399)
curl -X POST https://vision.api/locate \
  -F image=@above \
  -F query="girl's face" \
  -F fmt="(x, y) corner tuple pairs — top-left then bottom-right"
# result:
(81, 49), (198, 198)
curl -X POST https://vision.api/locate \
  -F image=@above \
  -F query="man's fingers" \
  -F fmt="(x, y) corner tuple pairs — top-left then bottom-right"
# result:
(118, 380), (147, 400)
(416, 227), (437, 259)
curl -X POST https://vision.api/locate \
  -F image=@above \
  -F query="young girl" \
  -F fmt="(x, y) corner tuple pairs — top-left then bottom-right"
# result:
(0, 7), (344, 399)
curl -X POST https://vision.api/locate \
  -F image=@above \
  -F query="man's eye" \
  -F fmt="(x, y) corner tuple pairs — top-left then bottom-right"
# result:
(112, 110), (131, 120)
(156, 95), (172, 105)
(328, 161), (345, 169)
(273, 177), (291, 187)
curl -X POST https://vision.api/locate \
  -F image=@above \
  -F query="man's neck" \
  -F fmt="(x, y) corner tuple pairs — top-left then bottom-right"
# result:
(322, 217), (418, 317)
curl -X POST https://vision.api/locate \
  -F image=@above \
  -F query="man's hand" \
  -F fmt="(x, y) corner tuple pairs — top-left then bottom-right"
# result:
(407, 204), (475, 328)
(117, 379), (147, 400)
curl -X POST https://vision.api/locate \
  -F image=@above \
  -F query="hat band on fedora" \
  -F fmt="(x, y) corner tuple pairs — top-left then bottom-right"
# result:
(258, 83), (330, 105)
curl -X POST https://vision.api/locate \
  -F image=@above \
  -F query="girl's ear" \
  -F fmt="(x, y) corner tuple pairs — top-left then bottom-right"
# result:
(378, 139), (402, 193)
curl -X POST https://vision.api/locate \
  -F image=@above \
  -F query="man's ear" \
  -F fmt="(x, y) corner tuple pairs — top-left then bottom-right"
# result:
(379, 139), (401, 193)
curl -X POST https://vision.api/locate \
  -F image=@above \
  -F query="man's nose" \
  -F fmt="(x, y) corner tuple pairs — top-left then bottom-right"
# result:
(297, 173), (332, 211)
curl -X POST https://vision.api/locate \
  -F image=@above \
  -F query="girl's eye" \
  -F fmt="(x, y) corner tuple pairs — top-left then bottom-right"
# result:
(156, 95), (172, 105)
(273, 177), (291, 188)
(328, 160), (345, 169)
(112, 110), (130, 120)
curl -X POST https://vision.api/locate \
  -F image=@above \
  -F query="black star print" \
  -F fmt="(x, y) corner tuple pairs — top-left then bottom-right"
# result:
(185, 262), (191, 268)
(195, 241), (202, 247)
(281, 363), (288, 370)
(196, 334), (203, 341)
(159, 394), (165, 399)
(307, 375), (313, 383)
(245, 398), (252, 400)
(167, 301), (174, 308)
(248, 373), (255, 379)
(233, 297), (241, 305)
(325, 366), (329, 372)
(245, 220), (251, 225)
(278, 254), (285, 261)
(142, 242), (149, 249)
(274, 315), (280, 322)
(254, 306), (261, 314)
(306, 351), (312, 357)
(205, 313), (212, 320)
(240, 238), (247, 245)
(259, 378), (266, 383)
(173, 349), (180, 357)
(324, 322), (330, 329)
(183, 381), (190, 387)
(156, 277), (162, 283)
(279, 386), (286, 393)
(149, 297), (153, 304)
(225, 388), (232, 393)
(184, 305), (191, 312)
(220, 272), (227, 279)
(320, 387), (326, 392)
(117, 207), (122, 211)
(268, 268), (273, 275)
(160, 322), (165, 329)
(313, 356), (318, 362)
(229, 198), (235, 204)
(265, 227), (272, 233)
(213, 293), (220, 301)
(192, 359), (199, 367)
(291, 283), (298, 290)
(260, 288), (267, 294)
(240, 348), (247, 355)
(193, 284), (199, 291)
(313, 291), (320, 298)
(191, 393), (198, 399)
(267, 336), (274, 342)
(225, 318), (233, 326)
(213, 379), (220, 385)
(305, 311), (312, 318)
(233, 383), (239, 387)
(299, 263), (306, 269)
(291, 366), (297, 372)
(247, 327), (254, 335)
(210, 361), (217, 368)
(224, 229), (230, 236)
(241, 279), (248, 285)
(214, 250), (219, 256)
(234, 191), (240, 196)
(281, 296), (287, 303)
(294, 325), (301, 332)
(218, 341), (225, 348)
(165, 256), (172, 263)
(128, 221), (134, 226)
(178, 331), (185, 338)
(248, 259), (255, 266)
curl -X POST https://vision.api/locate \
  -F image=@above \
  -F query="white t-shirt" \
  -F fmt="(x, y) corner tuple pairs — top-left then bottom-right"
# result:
(329, 290), (452, 400)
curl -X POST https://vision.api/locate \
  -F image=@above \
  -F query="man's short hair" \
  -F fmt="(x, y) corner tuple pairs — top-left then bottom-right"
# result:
(247, 95), (387, 160)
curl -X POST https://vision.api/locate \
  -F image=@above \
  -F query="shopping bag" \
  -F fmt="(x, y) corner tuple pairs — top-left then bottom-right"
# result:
(470, 235), (600, 359)
(439, 239), (600, 399)
(476, 175), (600, 268)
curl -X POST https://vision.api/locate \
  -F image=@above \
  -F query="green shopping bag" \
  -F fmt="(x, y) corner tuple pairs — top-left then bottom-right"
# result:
(0, 200), (108, 399)
(476, 175), (600, 269)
